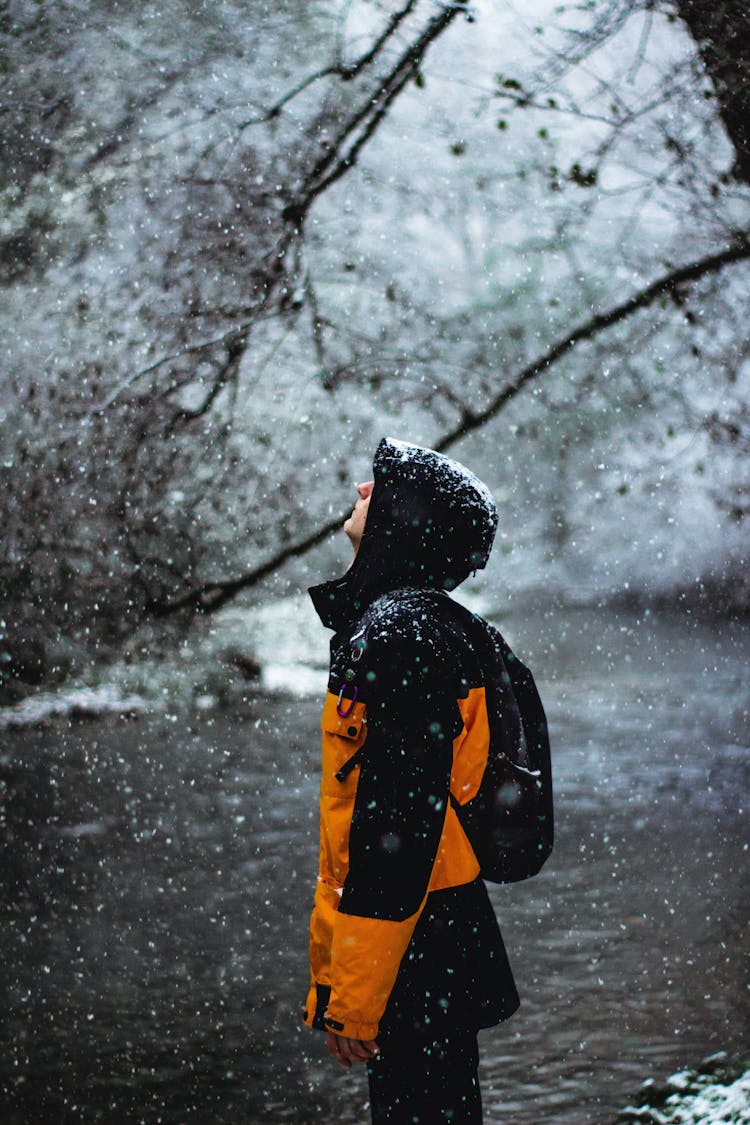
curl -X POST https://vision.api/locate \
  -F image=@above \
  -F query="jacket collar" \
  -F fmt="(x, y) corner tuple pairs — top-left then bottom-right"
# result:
(308, 573), (353, 633)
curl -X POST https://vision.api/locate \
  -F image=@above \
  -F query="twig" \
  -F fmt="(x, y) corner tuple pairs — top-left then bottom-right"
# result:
(225, 0), (420, 138)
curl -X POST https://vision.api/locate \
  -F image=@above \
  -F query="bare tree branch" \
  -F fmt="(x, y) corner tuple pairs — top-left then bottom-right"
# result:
(283, 2), (469, 223)
(165, 336), (245, 433)
(233, 0), (420, 132)
(147, 512), (344, 616)
(147, 237), (750, 617)
(434, 239), (750, 451)
(78, 3), (468, 423)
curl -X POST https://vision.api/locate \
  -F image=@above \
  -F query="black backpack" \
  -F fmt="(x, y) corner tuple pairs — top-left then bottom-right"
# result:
(337, 589), (553, 885)
(447, 605), (553, 884)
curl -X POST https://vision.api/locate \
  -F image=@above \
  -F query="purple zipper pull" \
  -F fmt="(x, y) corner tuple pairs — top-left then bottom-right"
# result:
(336, 683), (358, 717)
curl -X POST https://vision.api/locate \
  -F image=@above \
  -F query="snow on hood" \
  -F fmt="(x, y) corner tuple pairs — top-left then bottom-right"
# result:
(310, 436), (498, 631)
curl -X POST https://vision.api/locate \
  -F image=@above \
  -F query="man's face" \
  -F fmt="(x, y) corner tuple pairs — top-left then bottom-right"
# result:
(344, 480), (374, 553)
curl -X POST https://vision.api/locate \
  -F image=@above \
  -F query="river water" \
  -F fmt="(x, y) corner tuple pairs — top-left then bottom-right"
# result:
(1, 607), (748, 1124)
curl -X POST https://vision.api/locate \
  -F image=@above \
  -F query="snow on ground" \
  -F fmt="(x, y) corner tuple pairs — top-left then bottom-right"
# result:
(0, 589), (498, 726)
(0, 685), (148, 729)
(218, 595), (328, 697)
(619, 1061), (750, 1124)
(0, 595), (330, 726)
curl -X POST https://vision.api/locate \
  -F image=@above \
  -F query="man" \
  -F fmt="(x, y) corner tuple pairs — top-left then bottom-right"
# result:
(303, 437), (550, 1123)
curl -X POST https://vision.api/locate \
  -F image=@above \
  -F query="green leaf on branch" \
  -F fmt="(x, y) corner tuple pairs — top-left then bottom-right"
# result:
(496, 75), (523, 92)
(568, 162), (597, 187)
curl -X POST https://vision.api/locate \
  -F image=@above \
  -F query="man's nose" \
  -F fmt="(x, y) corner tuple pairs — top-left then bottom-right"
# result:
(357, 480), (374, 500)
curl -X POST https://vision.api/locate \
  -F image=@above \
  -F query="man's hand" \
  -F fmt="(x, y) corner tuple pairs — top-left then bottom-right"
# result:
(326, 1031), (380, 1069)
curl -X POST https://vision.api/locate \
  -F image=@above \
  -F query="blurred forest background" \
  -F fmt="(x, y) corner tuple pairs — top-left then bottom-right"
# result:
(1, 0), (749, 697)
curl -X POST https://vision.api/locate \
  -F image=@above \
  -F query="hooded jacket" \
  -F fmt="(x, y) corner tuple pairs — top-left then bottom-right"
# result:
(303, 437), (521, 1042)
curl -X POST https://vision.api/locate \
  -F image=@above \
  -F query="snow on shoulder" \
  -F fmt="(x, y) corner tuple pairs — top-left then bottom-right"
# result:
(359, 588), (455, 668)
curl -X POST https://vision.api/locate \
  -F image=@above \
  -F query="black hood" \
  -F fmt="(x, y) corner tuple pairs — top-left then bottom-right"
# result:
(310, 437), (498, 631)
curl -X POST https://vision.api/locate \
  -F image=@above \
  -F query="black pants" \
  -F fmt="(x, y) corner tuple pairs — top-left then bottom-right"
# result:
(366, 1027), (482, 1124)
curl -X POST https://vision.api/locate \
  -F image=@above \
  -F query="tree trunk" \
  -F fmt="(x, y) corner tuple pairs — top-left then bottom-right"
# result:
(676, 0), (750, 184)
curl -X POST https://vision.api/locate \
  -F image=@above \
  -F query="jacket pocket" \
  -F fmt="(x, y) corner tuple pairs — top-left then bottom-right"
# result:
(320, 691), (367, 799)
(319, 691), (368, 885)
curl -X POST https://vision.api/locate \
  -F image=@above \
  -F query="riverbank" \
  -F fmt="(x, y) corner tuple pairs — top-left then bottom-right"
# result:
(3, 589), (747, 729)
(617, 1055), (750, 1124)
